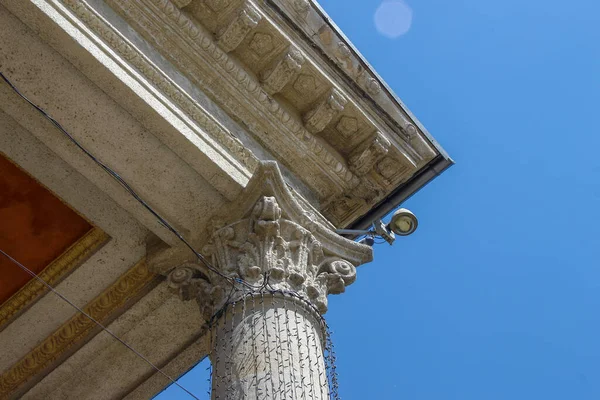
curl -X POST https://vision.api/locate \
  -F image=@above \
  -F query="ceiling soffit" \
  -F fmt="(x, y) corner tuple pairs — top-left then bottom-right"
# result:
(63, 0), (439, 226)
(0, 259), (156, 399)
(0, 153), (109, 330)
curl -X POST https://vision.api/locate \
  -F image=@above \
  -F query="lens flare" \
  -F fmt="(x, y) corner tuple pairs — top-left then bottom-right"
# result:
(374, 1), (413, 38)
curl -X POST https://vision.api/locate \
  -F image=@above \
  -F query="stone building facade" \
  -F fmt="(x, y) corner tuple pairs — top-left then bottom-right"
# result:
(0, 0), (451, 398)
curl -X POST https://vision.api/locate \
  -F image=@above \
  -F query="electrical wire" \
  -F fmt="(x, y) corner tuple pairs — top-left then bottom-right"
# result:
(0, 70), (348, 396)
(0, 248), (201, 400)
(0, 70), (266, 397)
(0, 71), (374, 291)
(0, 65), (356, 397)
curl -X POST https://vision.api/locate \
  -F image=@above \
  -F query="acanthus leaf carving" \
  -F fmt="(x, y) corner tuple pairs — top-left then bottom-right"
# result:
(156, 162), (372, 317)
(167, 263), (225, 320)
(199, 195), (356, 314)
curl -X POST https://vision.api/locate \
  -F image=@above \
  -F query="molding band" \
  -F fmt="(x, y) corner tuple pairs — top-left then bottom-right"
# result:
(0, 227), (110, 331)
(0, 259), (156, 398)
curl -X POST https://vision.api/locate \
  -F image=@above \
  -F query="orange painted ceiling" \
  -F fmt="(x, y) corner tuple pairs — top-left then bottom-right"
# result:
(0, 154), (92, 305)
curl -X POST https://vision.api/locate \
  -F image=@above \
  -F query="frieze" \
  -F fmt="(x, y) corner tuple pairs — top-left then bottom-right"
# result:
(0, 227), (109, 330)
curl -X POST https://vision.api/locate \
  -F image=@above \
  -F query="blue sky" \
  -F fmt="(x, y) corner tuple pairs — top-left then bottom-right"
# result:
(158, 0), (600, 398)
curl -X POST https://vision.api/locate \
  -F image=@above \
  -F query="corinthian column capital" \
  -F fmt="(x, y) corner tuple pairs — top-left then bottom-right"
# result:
(161, 161), (372, 319)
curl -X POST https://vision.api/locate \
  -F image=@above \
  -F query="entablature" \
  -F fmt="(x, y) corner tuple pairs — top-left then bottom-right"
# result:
(97, 0), (443, 226)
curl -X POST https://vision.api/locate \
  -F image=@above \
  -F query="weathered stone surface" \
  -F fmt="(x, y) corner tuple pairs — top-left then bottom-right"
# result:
(349, 132), (391, 176)
(303, 89), (348, 135)
(20, 283), (205, 400)
(97, 0), (440, 225)
(158, 161), (372, 317)
(210, 295), (329, 400)
(172, 0), (191, 8)
(260, 45), (305, 95)
(216, 2), (262, 52)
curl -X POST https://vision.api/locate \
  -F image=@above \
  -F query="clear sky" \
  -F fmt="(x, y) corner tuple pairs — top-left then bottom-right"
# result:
(158, 0), (600, 398)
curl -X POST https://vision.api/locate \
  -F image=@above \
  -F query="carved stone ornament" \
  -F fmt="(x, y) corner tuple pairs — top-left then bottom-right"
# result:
(216, 2), (262, 52)
(205, 0), (233, 12)
(249, 32), (274, 56)
(303, 88), (348, 134)
(160, 162), (372, 319)
(336, 116), (359, 137)
(349, 132), (391, 176)
(293, 0), (311, 14)
(260, 45), (305, 94)
(172, 0), (192, 8)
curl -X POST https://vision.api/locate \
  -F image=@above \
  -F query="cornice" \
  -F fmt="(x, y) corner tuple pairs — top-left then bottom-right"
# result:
(0, 259), (156, 399)
(59, 0), (260, 177)
(101, 0), (358, 200)
(106, 0), (438, 224)
(57, 0), (439, 226)
(0, 227), (109, 332)
(266, 0), (441, 151)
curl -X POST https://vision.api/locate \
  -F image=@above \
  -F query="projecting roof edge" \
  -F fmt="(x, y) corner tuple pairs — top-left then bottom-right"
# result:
(268, 0), (451, 157)
(349, 154), (454, 230)
(267, 0), (453, 226)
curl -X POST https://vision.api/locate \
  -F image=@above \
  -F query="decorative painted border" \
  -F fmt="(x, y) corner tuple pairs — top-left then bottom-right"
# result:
(0, 228), (110, 331)
(0, 258), (156, 398)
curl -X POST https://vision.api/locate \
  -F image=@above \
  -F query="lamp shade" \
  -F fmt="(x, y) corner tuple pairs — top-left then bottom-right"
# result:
(388, 208), (418, 236)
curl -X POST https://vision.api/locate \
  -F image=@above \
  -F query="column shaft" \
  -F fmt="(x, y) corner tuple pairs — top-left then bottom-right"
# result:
(210, 294), (328, 400)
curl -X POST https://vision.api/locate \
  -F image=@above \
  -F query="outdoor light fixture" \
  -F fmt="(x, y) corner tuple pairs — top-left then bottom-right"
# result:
(388, 208), (418, 236)
(335, 208), (418, 246)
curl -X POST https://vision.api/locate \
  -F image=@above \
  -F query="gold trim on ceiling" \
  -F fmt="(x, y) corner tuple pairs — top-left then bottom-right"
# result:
(0, 227), (110, 330)
(0, 258), (157, 399)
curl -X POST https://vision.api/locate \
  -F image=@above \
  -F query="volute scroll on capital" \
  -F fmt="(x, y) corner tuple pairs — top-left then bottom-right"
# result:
(160, 161), (372, 318)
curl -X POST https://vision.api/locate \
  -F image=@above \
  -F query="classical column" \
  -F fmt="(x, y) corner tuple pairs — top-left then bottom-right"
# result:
(158, 162), (372, 399)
